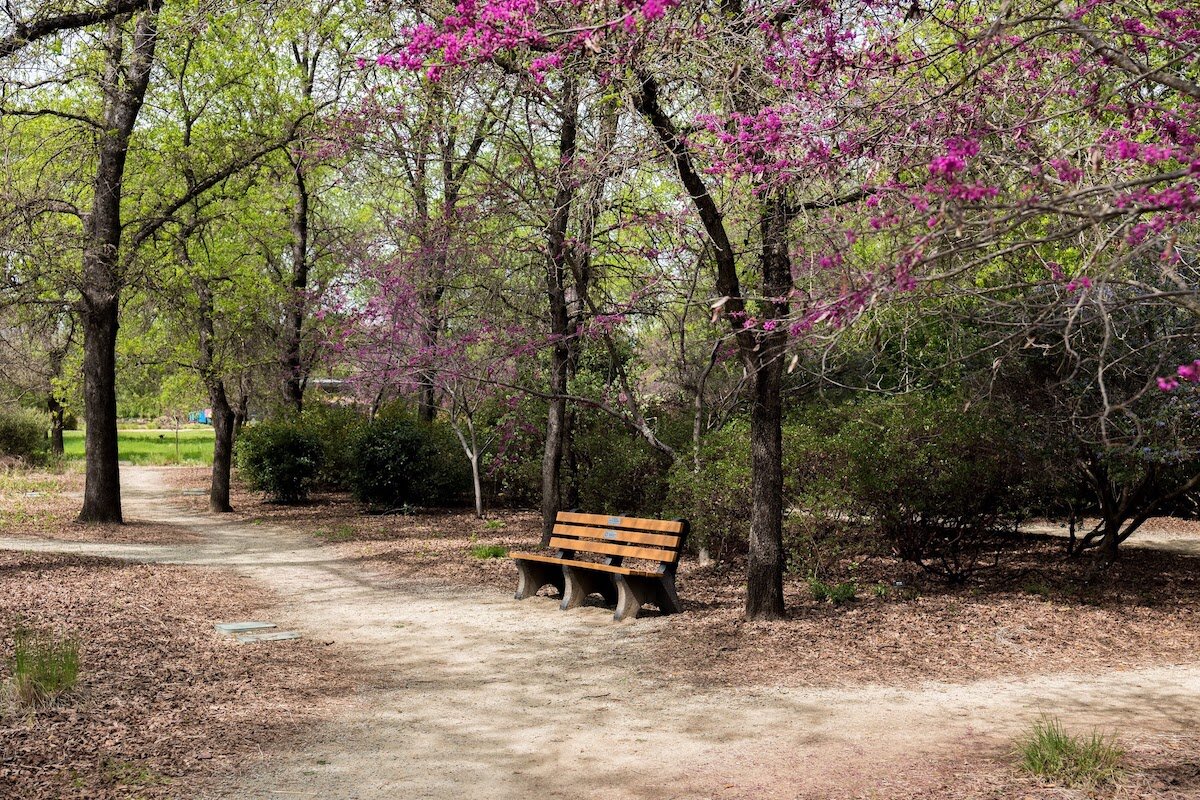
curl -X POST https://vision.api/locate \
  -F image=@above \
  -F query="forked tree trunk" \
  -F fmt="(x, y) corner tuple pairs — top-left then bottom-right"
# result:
(742, 196), (793, 620)
(283, 159), (310, 413)
(632, 71), (793, 619)
(77, 9), (160, 524)
(539, 78), (579, 544)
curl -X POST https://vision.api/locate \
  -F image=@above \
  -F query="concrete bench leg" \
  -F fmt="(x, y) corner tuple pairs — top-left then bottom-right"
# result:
(514, 560), (565, 600)
(560, 566), (617, 610)
(613, 574), (682, 621)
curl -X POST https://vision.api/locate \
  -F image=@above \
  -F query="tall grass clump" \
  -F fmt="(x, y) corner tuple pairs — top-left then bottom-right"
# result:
(470, 544), (508, 559)
(1017, 716), (1123, 788)
(8, 628), (81, 708)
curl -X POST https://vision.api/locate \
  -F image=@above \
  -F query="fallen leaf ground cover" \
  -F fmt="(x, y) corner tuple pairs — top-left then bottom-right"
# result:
(0, 551), (340, 799)
(0, 468), (200, 544)
(161, 467), (1200, 690)
(9, 466), (1200, 798)
(866, 730), (1200, 800)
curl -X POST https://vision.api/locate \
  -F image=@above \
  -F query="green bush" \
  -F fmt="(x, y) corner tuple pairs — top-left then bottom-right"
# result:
(349, 412), (468, 508)
(808, 577), (857, 604)
(665, 421), (753, 560)
(0, 407), (50, 465)
(9, 627), (80, 708)
(480, 395), (546, 508)
(301, 404), (367, 490)
(836, 393), (1036, 583)
(665, 411), (855, 569)
(569, 408), (675, 516)
(235, 418), (324, 503)
(1017, 717), (1123, 788)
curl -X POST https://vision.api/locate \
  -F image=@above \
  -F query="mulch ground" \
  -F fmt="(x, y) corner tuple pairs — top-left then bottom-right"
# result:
(0, 469), (200, 544)
(159, 467), (1200, 691)
(0, 551), (342, 799)
(870, 730), (1200, 800)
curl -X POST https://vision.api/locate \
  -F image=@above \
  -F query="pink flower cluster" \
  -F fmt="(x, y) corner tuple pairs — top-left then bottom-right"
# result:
(1158, 361), (1200, 391)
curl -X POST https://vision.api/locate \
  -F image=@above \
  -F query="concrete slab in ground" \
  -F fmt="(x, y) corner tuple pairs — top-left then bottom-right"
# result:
(215, 621), (277, 634)
(235, 630), (302, 644)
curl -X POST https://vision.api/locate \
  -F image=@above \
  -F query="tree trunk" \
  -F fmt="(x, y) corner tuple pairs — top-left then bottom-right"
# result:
(742, 196), (793, 620)
(47, 394), (65, 456)
(78, 301), (122, 523)
(1098, 523), (1121, 565)
(539, 78), (579, 543)
(77, 9), (159, 524)
(541, 349), (569, 543)
(470, 453), (483, 519)
(283, 157), (310, 413)
(416, 286), (443, 424)
(208, 382), (235, 512)
(233, 390), (249, 434)
(745, 352), (786, 619)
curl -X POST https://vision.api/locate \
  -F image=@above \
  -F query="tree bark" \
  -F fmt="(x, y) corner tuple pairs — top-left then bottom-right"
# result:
(539, 78), (579, 544)
(746, 354), (786, 618)
(79, 302), (122, 522)
(632, 71), (792, 619)
(283, 156), (310, 413)
(416, 285), (443, 423)
(743, 197), (792, 620)
(77, 8), (160, 524)
(541, 343), (569, 543)
(195, 277), (234, 512)
(470, 452), (483, 519)
(208, 382), (235, 512)
(233, 390), (249, 434)
(46, 394), (66, 456)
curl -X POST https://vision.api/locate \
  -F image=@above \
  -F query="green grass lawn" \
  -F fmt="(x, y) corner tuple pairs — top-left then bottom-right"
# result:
(62, 428), (215, 466)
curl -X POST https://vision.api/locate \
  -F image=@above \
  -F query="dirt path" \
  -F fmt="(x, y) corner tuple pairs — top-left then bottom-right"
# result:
(3, 468), (1199, 799)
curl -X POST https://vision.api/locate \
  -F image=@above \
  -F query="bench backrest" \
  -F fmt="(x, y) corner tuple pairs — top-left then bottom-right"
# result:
(549, 512), (688, 574)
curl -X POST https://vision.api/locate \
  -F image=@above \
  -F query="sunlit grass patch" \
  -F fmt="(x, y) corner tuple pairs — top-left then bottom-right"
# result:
(470, 544), (508, 559)
(63, 429), (215, 465)
(1017, 716), (1124, 788)
(7, 627), (81, 708)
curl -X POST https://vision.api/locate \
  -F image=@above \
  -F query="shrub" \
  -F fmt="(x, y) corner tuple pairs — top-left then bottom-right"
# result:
(808, 577), (857, 604)
(349, 412), (468, 508)
(235, 418), (324, 503)
(666, 411), (856, 568)
(0, 407), (50, 465)
(301, 404), (367, 490)
(8, 628), (80, 708)
(569, 408), (675, 516)
(835, 394), (1036, 583)
(1017, 717), (1123, 788)
(480, 396), (545, 508)
(665, 421), (753, 560)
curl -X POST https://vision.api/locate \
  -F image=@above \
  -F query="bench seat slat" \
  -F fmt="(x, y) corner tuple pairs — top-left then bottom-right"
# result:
(557, 511), (683, 534)
(547, 537), (677, 563)
(510, 552), (662, 578)
(552, 523), (680, 549)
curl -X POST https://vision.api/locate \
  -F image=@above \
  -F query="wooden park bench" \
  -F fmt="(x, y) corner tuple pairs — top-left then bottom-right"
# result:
(510, 511), (689, 621)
